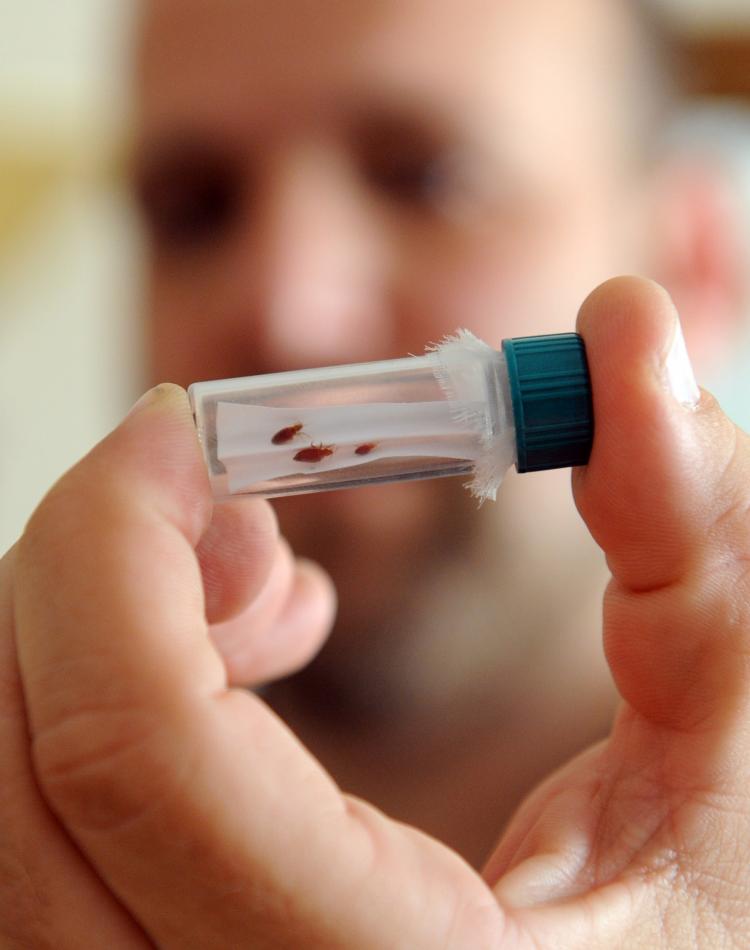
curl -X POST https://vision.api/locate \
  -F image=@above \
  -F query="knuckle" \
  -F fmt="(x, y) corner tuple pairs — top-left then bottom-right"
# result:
(31, 705), (171, 834)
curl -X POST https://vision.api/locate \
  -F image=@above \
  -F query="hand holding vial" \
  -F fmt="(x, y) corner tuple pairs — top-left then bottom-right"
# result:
(2, 279), (750, 947)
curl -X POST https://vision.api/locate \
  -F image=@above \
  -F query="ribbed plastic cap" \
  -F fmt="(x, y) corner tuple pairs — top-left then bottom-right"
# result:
(502, 333), (593, 473)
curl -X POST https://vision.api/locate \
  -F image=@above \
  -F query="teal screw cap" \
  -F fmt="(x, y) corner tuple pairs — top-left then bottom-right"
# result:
(502, 333), (593, 473)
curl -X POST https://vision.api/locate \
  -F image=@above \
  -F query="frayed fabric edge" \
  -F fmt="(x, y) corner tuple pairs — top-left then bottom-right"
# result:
(428, 329), (514, 504)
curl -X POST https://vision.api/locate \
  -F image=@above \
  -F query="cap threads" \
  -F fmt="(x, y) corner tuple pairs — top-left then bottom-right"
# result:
(502, 333), (593, 473)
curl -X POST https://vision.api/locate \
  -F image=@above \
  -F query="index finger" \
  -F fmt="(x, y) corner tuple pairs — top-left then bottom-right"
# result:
(13, 385), (500, 947)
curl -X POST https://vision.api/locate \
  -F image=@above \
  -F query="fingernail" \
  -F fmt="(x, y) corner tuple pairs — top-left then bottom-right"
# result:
(664, 318), (700, 409)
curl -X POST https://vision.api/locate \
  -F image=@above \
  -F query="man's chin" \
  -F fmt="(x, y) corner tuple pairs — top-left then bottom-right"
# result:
(268, 477), (485, 723)
(274, 476), (474, 616)
(277, 487), (432, 646)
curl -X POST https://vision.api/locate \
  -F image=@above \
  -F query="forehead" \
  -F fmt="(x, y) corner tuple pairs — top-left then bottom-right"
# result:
(138, 0), (620, 136)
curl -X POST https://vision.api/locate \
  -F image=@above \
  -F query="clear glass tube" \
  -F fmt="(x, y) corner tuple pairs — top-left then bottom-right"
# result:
(188, 331), (517, 502)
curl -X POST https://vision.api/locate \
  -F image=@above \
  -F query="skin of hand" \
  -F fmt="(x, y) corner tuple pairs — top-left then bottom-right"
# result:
(1, 276), (750, 948)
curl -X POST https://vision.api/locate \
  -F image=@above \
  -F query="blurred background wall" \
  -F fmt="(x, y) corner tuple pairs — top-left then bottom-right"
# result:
(0, 0), (140, 552)
(1, 0), (749, 551)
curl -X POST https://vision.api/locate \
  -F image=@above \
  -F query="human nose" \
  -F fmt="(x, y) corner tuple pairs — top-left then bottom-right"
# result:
(234, 144), (393, 369)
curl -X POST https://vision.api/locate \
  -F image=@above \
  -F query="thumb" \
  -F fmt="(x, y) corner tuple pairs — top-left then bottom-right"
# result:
(574, 277), (750, 736)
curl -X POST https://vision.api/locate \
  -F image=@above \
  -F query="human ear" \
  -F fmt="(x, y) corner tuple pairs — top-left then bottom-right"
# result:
(647, 155), (746, 373)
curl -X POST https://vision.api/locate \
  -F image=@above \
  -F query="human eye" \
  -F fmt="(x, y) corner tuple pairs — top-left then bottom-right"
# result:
(133, 141), (242, 253)
(353, 117), (462, 213)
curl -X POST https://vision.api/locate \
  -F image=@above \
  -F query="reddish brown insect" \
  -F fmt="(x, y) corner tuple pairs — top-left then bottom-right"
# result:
(355, 442), (378, 456)
(272, 422), (305, 445)
(293, 443), (335, 463)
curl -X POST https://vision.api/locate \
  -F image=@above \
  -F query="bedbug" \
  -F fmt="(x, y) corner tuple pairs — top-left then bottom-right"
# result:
(272, 422), (305, 445)
(355, 442), (378, 456)
(293, 443), (335, 463)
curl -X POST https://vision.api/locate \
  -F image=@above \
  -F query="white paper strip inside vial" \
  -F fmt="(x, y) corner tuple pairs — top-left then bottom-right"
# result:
(217, 400), (484, 492)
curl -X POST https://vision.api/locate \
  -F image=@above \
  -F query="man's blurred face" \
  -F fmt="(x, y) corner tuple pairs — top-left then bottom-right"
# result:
(136, 0), (646, 699)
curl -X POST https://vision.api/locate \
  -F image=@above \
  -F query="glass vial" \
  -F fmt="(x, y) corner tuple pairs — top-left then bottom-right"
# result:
(188, 331), (593, 503)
